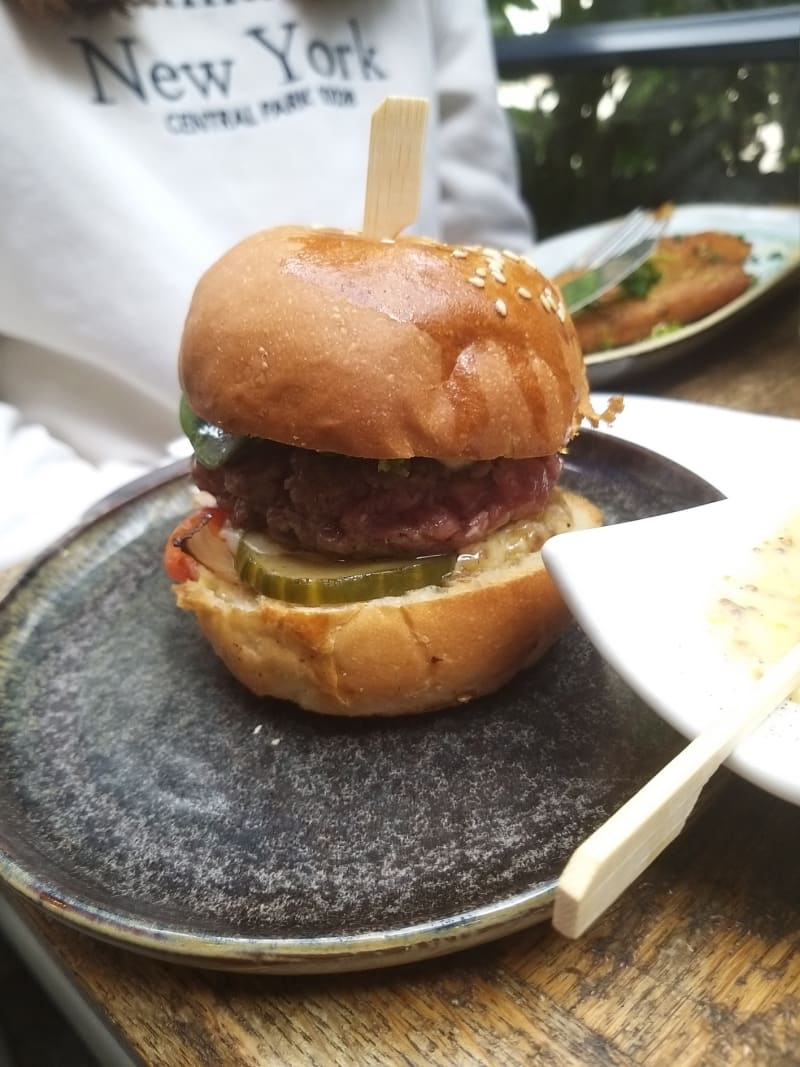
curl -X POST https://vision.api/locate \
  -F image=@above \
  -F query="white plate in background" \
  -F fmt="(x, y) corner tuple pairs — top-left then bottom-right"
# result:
(535, 203), (800, 384)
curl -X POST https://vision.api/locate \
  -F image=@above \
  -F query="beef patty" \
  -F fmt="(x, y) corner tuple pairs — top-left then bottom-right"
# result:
(193, 440), (561, 559)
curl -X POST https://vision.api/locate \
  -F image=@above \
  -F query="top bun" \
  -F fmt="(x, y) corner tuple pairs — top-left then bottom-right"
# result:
(179, 226), (592, 460)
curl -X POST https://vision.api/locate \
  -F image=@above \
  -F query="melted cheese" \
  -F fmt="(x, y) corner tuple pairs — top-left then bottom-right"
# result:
(451, 492), (575, 579)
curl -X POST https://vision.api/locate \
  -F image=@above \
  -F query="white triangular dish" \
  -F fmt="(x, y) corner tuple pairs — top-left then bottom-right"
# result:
(543, 488), (800, 804)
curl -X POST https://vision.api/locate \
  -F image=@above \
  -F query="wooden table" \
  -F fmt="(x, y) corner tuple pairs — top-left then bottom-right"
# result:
(1, 287), (799, 1067)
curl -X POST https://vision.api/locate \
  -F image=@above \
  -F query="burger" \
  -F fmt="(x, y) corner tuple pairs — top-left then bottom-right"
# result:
(164, 225), (615, 717)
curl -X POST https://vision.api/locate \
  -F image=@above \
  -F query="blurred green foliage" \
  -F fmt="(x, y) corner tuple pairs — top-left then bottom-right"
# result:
(489, 1), (800, 237)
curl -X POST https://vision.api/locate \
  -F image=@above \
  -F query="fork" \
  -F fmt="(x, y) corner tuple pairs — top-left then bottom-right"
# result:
(567, 203), (673, 273)
(557, 203), (673, 313)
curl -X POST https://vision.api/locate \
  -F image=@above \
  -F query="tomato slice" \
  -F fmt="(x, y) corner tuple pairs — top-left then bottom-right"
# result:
(163, 508), (227, 582)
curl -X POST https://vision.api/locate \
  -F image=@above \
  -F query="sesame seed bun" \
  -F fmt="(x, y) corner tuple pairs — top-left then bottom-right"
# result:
(178, 226), (592, 460)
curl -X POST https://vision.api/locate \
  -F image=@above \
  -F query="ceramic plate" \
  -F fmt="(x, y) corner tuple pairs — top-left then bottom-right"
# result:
(0, 433), (721, 973)
(535, 203), (800, 387)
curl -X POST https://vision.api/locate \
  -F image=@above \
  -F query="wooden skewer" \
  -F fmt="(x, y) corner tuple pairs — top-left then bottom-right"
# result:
(553, 643), (800, 939)
(362, 96), (429, 240)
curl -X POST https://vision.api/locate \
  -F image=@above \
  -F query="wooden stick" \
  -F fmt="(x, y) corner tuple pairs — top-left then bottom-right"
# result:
(553, 643), (800, 939)
(362, 96), (429, 240)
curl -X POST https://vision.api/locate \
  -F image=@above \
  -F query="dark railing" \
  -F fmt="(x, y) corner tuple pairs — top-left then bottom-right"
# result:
(494, 5), (800, 76)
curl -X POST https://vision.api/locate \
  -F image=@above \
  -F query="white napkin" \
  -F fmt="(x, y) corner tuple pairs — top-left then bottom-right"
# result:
(0, 404), (169, 570)
(590, 393), (798, 498)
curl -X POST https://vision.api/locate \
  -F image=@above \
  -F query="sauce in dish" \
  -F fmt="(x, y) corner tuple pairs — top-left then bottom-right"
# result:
(709, 511), (800, 701)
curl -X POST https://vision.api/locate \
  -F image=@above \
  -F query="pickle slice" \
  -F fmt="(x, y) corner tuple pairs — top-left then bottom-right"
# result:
(235, 532), (456, 606)
(179, 395), (245, 470)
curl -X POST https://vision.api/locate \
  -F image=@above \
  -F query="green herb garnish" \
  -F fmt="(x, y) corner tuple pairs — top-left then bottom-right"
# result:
(620, 260), (661, 299)
(649, 321), (681, 338)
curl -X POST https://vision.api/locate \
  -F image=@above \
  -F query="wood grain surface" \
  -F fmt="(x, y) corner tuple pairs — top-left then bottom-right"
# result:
(2, 284), (799, 1067)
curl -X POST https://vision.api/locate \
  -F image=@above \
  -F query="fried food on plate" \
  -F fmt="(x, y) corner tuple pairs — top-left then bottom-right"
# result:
(559, 231), (752, 353)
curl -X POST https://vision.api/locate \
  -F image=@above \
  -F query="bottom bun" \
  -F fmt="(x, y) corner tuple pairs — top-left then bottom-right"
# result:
(173, 489), (602, 717)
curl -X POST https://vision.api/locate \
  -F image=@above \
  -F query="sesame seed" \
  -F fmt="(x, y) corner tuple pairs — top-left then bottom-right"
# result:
(495, 298), (507, 317)
(523, 256), (539, 270)
(468, 276), (486, 288)
(380, 237), (396, 244)
(556, 300), (566, 322)
(491, 270), (507, 285)
(517, 286), (532, 300)
(451, 248), (468, 258)
(503, 249), (520, 261)
(475, 266), (488, 277)
(539, 287), (557, 313)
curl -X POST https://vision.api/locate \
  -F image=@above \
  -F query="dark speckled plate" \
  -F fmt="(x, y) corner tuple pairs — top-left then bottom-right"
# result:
(0, 432), (721, 973)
